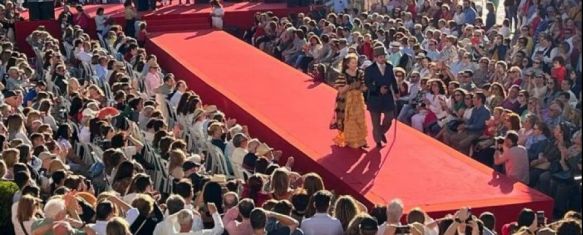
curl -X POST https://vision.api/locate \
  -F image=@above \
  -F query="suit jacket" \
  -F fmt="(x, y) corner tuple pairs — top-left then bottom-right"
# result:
(364, 61), (399, 112)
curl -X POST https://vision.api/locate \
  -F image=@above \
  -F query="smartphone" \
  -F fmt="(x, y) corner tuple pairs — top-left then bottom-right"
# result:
(466, 208), (473, 223)
(537, 211), (545, 226)
(395, 225), (411, 235)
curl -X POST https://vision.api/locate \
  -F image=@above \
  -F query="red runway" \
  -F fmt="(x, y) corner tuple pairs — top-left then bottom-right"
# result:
(146, 30), (552, 229)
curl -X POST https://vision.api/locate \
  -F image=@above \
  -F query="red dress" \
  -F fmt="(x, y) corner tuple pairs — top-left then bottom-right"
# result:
(241, 187), (271, 207)
(551, 66), (566, 83)
(362, 41), (373, 60)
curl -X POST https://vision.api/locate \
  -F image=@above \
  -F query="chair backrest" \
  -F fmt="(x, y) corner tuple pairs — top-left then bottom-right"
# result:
(205, 142), (232, 178)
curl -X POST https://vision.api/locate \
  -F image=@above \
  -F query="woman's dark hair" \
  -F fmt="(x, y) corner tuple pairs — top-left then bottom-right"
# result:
(185, 96), (201, 114)
(146, 118), (165, 132)
(16, 144), (31, 163)
(115, 117), (130, 131)
(21, 185), (40, 198)
(128, 173), (152, 194)
(124, 0), (133, 7)
(265, 164), (279, 175)
(370, 205), (387, 225)
(429, 79), (447, 95)
(113, 161), (135, 183)
(202, 181), (224, 213)
(0, 134), (5, 152)
(557, 219), (582, 235)
(152, 130), (169, 149)
(159, 136), (175, 160)
(517, 208), (536, 229)
(176, 92), (193, 116)
(247, 175), (264, 203)
(55, 124), (71, 140)
(535, 121), (552, 138)
(273, 200), (293, 215)
(552, 56), (565, 66)
(110, 133), (126, 149)
(69, 95), (84, 118)
(439, 218), (454, 234)
(291, 190), (310, 214)
(50, 170), (67, 193)
(557, 121), (574, 145)
(103, 149), (125, 175)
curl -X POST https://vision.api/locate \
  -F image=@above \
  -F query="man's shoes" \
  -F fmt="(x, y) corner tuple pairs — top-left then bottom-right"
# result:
(381, 135), (387, 143)
(376, 142), (383, 149)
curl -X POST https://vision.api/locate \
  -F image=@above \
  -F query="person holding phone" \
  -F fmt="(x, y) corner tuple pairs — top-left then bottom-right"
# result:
(494, 131), (530, 184)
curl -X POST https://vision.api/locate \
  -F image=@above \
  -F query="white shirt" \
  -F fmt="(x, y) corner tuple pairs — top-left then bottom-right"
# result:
(300, 213), (343, 235)
(75, 48), (93, 63)
(376, 222), (402, 235)
(11, 202), (38, 235)
(231, 147), (248, 180)
(155, 211), (220, 235)
(90, 208), (139, 235)
(170, 91), (183, 109)
(95, 15), (108, 32)
(173, 212), (224, 235)
(79, 125), (91, 144)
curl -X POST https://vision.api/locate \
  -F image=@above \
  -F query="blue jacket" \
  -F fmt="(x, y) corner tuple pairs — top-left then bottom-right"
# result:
(465, 105), (491, 134)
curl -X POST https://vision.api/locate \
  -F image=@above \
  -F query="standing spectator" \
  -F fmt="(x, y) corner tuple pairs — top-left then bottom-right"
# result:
(462, 0), (477, 25)
(74, 5), (90, 30)
(223, 198), (255, 235)
(95, 7), (110, 36)
(300, 190), (343, 235)
(124, 0), (138, 39)
(376, 199), (404, 234)
(144, 60), (162, 98)
(210, 0), (224, 30)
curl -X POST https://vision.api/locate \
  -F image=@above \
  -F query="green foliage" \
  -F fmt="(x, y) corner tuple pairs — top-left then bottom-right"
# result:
(0, 180), (19, 227)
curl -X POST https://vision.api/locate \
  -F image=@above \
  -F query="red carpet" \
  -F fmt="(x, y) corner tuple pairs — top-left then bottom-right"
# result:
(146, 30), (553, 229)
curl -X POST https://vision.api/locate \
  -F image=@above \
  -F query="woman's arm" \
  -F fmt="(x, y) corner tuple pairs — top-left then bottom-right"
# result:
(127, 134), (144, 152)
(267, 211), (299, 231)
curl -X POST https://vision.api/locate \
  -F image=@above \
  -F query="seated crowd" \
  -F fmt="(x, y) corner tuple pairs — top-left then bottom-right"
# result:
(244, 0), (582, 220)
(0, 0), (580, 235)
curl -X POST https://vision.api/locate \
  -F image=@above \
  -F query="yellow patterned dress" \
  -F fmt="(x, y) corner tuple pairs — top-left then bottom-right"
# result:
(333, 69), (368, 148)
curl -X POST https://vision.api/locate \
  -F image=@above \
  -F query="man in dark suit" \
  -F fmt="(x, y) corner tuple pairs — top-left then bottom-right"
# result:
(364, 46), (399, 148)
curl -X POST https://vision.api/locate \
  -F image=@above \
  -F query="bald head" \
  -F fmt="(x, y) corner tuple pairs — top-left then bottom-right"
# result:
(223, 192), (239, 210)
(387, 199), (404, 224)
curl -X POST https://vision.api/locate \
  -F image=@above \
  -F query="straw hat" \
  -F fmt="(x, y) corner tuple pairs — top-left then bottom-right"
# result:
(148, 60), (160, 68)
(82, 108), (98, 119)
(204, 105), (218, 114)
(48, 159), (70, 175)
(229, 124), (244, 137)
(256, 143), (274, 156)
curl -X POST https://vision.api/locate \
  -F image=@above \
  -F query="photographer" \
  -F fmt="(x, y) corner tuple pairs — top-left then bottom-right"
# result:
(494, 131), (530, 184)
